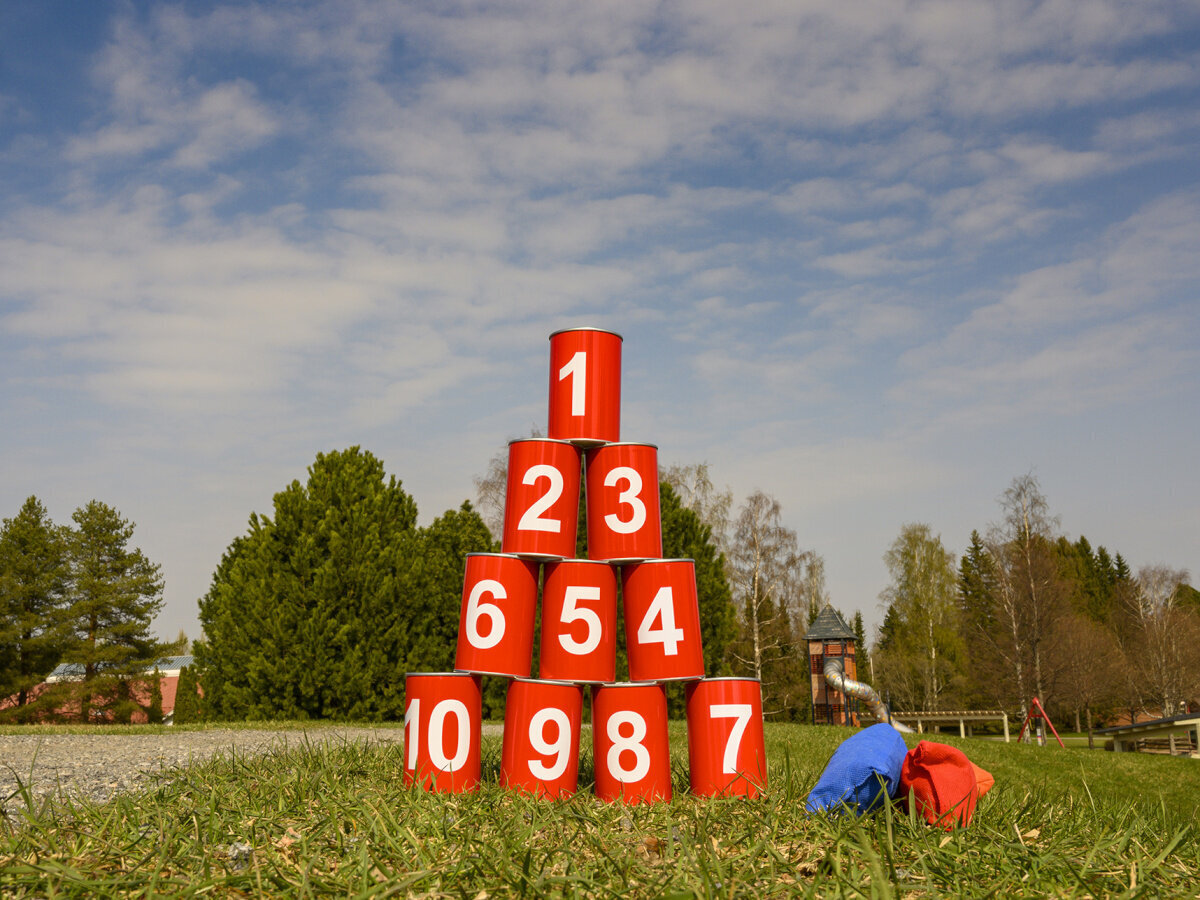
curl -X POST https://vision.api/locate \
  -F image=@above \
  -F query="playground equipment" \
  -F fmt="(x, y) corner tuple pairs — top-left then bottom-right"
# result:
(402, 327), (768, 800)
(824, 658), (913, 734)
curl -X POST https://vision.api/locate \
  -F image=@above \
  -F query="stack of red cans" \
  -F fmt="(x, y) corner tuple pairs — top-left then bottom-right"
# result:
(403, 327), (767, 802)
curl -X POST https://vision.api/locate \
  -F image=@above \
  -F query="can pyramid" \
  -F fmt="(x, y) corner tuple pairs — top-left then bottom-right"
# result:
(403, 328), (766, 801)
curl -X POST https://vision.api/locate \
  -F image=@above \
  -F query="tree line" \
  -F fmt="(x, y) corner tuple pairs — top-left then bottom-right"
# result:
(0, 496), (170, 723)
(872, 474), (1200, 743)
(190, 446), (849, 722)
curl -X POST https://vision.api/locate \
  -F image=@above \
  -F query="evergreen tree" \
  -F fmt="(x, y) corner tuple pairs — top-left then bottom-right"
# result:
(147, 671), (164, 724)
(61, 501), (164, 722)
(173, 665), (201, 723)
(196, 448), (494, 721)
(0, 496), (70, 718)
(852, 610), (870, 687)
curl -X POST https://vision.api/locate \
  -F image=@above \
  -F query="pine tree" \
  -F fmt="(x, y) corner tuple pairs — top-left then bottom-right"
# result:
(61, 501), (164, 723)
(173, 665), (200, 724)
(195, 448), (494, 721)
(0, 496), (70, 718)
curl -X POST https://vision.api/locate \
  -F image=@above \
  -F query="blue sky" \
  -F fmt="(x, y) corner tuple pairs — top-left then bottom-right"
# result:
(2, 0), (1198, 645)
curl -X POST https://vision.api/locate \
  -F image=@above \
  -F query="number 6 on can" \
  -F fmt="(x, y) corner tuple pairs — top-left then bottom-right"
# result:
(454, 554), (539, 678)
(403, 673), (482, 793)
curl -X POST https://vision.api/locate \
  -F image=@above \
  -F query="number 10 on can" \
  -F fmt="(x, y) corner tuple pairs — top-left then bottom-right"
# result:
(403, 673), (482, 793)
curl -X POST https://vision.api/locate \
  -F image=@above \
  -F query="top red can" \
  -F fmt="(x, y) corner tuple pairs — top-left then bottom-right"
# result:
(548, 327), (622, 446)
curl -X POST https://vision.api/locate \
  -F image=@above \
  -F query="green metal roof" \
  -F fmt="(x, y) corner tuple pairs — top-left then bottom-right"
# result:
(804, 604), (856, 641)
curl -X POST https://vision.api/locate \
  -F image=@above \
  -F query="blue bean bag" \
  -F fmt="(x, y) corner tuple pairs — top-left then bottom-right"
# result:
(805, 723), (907, 815)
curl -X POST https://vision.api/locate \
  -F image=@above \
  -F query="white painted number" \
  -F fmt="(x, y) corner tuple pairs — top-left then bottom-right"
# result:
(558, 585), (602, 655)
(528, 707), (572, 781)
(465, 578), (506, 649)
(405, 698), (471, 772)
(711, 703), (753, 774)
(636, 586), (685, 656)
(603, 466), (646, 534)
(404, 698), (420, 769)
(558, 350), (587, 417)
(517, 464), (564, 533)
(606, 710), (651, 783)
(428, 698), (470, 772)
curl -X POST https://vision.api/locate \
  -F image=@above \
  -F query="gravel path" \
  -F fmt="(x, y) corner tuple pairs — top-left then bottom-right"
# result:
(1, 725), (503, 819)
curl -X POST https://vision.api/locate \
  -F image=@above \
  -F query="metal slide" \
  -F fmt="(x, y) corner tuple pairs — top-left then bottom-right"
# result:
(824, 658), (914, 733)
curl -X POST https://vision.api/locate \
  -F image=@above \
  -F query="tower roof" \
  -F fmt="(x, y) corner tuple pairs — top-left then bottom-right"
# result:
(804, 604), (856, 641)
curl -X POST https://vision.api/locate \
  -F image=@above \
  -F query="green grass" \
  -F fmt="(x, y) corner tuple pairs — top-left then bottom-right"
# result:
(2, 723), (1197, 897)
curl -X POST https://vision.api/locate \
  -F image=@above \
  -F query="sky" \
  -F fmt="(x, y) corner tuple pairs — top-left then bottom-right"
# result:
(2, 0), (1198, 647)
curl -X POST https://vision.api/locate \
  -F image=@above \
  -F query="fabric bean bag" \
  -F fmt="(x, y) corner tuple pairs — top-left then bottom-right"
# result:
(899, 741), (994, 829)
(805, 723), (908, 815)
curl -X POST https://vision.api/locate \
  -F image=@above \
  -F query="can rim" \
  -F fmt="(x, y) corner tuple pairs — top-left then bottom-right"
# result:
(690, 676), (762, 684)
(512, 676), (584, 687)
(453, 667), (527, 678)
(585, 441), (658, 451)
(465, 552), (534, 561)
(620, 558), (695, 566)
(545, 557), (618, 567)
(590, 681), (664, 689)
(405, 671), (477, 678)
(507, 437), (580, 448)
(548, 326), (624, 341)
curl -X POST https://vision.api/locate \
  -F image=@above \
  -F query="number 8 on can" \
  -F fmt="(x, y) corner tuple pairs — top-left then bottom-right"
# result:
(592, 682), (672, 804)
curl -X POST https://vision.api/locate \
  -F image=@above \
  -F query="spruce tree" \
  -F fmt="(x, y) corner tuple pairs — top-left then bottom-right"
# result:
(173, 665), (200, 723)
(0, 496), (70, 718)
(196, 448), (495, 721)
(61, 501), (164, 723)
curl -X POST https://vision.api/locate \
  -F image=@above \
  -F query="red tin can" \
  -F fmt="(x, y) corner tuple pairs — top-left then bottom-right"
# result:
(455, 553), (540, 678)
(500, 678), (585, 799)
(592, 682), (672, 804)
(403, 672), (482, 793)
(548, 327), (622, 446)
(539, 559), (618, 683)
(685, 678), (767, 798)
(501, 439), (582, 559)
(585, 443), (662, 563)
(621, 559), (705, 682)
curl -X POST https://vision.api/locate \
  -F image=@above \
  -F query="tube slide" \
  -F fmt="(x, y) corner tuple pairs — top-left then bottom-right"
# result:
(824, 658), (913, 733)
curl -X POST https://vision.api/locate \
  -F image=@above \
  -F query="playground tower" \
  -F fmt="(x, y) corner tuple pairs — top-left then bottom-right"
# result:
(805, 604), (859, 726)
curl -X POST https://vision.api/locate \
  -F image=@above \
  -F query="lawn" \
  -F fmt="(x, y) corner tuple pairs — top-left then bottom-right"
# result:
(1, 722), (1196, 898)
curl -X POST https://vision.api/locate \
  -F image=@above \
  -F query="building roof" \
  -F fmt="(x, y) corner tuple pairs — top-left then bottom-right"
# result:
(804, 604), (856, 641)
(1094, 710), (1200, 736)
(46, 655), (195, 682)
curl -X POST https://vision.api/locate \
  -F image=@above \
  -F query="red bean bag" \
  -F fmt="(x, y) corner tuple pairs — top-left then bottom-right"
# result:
(899, 741), (994, 829)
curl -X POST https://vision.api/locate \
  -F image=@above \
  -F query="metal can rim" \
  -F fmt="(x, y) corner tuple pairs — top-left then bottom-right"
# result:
(507, 437), (581, 448)
(586, 441), (658, 451)
(512, 676), (585, 687)
(548, 326), (624, 341)
(405, 671), (477, 679)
